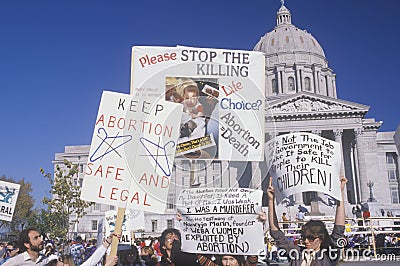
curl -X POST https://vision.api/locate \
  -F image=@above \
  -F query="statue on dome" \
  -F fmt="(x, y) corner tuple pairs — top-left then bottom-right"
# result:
(280, 0), (285, 7)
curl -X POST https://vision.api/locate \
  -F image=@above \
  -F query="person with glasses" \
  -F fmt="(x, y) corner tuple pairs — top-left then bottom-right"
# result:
(266, 176), (347, 266)
(156, 228), (199, 266)
(1, 241), (19, 264)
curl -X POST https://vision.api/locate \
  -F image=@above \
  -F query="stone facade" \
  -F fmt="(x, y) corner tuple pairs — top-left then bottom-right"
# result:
(53, 3), (400, 239)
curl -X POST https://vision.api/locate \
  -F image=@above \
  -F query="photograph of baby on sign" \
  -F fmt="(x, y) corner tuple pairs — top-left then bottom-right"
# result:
(165, 76), (219, 159)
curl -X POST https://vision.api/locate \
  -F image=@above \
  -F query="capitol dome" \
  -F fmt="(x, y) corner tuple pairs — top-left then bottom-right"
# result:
(254, 5), (326, 60)
(254, 4), (337, 98)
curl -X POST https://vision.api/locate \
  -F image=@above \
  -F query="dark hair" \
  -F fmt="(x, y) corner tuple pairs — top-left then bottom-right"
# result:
(118, 245), (141, 266)
(159, 228), (181, 258)
(6, 240), (18, 248)
(18, 228), (39, 252)
(301, 220), (332, 250)
(217, 255), (246, 266)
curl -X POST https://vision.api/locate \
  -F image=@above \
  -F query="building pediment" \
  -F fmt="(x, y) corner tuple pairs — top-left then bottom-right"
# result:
(266, 92), (369, 118)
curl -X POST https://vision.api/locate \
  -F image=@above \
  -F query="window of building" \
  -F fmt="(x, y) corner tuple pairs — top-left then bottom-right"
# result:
(91, 220), (98, 231)
(272, 79), (278, 93)
(109, 205), (115, 210)
(288, 77), (295, 91)
(304, 77), (311, 91)
(390, 186), (399, 204)
(167, 219), (174, 229)
(387, 153), (397, 164)
(151, 220), (158, 232)
(388, 169), (397, 180)
(167, 194), (175, 209)
(213, 161), (221, 171)
(79, 164), (84, 173)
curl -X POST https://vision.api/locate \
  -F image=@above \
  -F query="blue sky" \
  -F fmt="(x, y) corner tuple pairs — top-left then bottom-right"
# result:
(1, 0), (399, 208)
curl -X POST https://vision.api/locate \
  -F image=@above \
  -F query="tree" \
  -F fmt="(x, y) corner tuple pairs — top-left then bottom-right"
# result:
(0, 175), (34, 235)
(40, 159), (93, 240)
(26, 208), (68, 240)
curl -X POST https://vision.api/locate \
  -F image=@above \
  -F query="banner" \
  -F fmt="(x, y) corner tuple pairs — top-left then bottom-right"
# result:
(265, 132), (341, 203)
(0, 180), (20, 222)
(177, 187), (264, 255)
(104, 209), (145, 245)
(81, 91), (182, 213)
(131, 46), (265, 161)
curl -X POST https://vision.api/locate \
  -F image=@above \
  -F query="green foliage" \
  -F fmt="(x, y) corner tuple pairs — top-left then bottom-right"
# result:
(40, 159), (93, 239)
(27, 209), (69, 239)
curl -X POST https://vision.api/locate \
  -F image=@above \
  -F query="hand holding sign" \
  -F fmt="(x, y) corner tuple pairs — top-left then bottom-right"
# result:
(177, 187), (264, 255)
(265, 132), (342, 203)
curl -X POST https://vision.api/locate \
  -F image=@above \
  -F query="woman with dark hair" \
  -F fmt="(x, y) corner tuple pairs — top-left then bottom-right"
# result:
(267, 176), (347, 266)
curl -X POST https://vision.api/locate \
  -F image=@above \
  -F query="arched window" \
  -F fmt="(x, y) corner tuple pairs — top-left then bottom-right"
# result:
(288, 77), (295, 91)
(304, 77), (311, 91)
(272, 79), (278, 93)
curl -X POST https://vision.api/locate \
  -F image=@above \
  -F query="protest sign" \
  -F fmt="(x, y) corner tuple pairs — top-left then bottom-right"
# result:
(177, 187), (264, 255)
(0, 180), (20, 222)
(265, 132), (341, 204)
(131, 46), (265, 161)
(81, 91), (182, 213)
(104, 209), (145, 245)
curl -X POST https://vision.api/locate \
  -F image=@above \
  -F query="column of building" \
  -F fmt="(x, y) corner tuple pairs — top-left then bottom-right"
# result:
(354, 128), (369, 202)
(349, 136), (361, 203)
(333, 128), (348, 202)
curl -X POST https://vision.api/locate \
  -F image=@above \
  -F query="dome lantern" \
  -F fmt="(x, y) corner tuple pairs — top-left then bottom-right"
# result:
(276, 2), (291, 26)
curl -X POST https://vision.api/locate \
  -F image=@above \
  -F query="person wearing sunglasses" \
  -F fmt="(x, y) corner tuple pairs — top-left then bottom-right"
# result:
(267, 176), (347, 266)
(1, 241), (19, 264)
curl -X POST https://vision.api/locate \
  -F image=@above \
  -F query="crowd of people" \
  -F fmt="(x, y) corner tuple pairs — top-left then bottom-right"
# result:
(2, 175), (399, 265)
(0, 226), (262, 266)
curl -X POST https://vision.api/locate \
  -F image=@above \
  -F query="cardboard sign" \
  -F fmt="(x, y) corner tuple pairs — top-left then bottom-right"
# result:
(265, 132), (341, 203)
(177, 187), (264, 255)
(104, 209), (145, 245)
(0, 180), (20, 222)
(131, 46), (265, 161)
(81, 91), (182, 213)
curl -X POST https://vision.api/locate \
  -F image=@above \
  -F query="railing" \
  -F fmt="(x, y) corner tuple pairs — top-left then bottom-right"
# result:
(276, 216), (400, 259)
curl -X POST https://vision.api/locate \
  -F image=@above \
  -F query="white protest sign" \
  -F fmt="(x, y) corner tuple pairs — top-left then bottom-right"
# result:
(0, 180), (20, 222)
(131, 46), (265, 161)
(104, 209), (145, 245)
(177, 187), (264, 255)
(81, 91), (182, 213)
(265, 132), (341, 203)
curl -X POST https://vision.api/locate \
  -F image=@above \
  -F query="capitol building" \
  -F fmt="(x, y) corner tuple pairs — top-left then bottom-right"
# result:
(54, 3), (400, 238)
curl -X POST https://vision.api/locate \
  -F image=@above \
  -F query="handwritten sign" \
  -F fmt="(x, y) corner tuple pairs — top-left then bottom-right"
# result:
(265, 132), (341, 203)
(131, 46), (265, 161)
(0, 180), (20, 222)
(104, 209), (145, 245)
(177, 188), (264, 255)
(81, 91), (182, 213)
